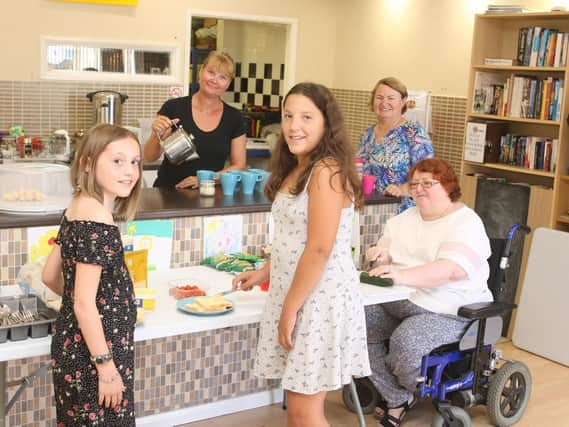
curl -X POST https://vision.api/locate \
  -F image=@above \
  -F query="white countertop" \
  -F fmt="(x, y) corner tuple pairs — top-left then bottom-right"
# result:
(0, 266), (412, 362)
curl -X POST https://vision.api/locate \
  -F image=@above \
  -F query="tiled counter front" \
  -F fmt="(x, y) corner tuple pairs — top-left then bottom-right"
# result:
(0, 204), (397, 426)
(6, 325), (277, 426)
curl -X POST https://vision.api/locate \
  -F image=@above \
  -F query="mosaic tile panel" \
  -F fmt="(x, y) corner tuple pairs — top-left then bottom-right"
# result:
(4, 324), (277, 426)
(171, 216), (203, 268)
(0, 228), (27, 285)
(0, 80), (171, 139)
(332, 88), (468, 173)
(357, 203), (398, 268)
(242, 212), (270, 256)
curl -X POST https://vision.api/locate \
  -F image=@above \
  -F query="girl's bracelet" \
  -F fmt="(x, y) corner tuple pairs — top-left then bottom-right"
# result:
(98, 372), (120, 383)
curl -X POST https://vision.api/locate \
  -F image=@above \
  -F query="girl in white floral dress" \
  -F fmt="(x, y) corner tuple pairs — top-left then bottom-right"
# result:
(233, 83), (370, 426)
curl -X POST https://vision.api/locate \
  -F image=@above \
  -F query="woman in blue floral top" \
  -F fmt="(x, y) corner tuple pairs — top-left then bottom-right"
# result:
(357, 77), (434, 213)
(42, 124), (142, 426)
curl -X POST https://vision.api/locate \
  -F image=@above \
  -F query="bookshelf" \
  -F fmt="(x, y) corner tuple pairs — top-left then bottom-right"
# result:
(463, 12), (569, 233)
(462, 12), (569, 336)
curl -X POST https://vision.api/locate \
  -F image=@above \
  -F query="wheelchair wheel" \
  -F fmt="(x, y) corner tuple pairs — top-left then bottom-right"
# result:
(487, 361), (532, 426)
(431, 406), (471, 427)
(341, 377), (379, 415)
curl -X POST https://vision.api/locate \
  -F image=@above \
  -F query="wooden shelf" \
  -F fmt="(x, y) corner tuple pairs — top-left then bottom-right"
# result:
(463, 161), (556, 177)
(558, 215), (569, 224)
(468, 113), (560, 125)
(473, 65), (565, 72)
(478, 11), (569, 19)
(561, 175), (569, 182)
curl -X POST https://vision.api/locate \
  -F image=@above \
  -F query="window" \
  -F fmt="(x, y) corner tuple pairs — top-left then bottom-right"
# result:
(41, 37), (180, 83)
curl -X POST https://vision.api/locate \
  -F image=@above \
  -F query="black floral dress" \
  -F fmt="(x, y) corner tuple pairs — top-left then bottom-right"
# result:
(51, 215), (136, 426)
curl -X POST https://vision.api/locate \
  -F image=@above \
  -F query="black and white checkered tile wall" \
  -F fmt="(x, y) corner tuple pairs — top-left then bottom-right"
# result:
(226, 62), (285, 108)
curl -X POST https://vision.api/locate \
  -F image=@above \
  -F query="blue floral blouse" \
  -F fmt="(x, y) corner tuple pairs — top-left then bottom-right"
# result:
(357, 121), (434, 213)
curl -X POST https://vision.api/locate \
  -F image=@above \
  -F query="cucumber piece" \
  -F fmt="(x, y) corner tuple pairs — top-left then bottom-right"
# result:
(360, 271), (394, 287)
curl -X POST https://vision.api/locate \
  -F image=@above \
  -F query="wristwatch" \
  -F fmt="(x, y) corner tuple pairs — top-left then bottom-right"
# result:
(90, 350), (113, 365)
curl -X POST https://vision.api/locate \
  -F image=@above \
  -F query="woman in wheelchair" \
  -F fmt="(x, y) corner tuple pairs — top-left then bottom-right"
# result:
(365, 158), (492, 427)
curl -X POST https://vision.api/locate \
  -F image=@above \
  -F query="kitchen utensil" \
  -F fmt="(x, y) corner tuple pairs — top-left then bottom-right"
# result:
(158, 124), (200, 165)
(216, 288), (238, 296)
(86, 90), (128, 125)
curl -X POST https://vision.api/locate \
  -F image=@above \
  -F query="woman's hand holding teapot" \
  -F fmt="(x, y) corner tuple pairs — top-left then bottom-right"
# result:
(152, 115), (180, 139)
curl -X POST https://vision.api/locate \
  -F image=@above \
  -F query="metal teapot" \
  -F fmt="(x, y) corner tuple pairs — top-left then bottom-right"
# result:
(159, 124), (200, 165)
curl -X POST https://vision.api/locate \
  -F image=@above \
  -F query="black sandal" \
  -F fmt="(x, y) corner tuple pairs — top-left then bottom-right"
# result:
(373, 397), (388, 420)
(378, 395), (418, 427)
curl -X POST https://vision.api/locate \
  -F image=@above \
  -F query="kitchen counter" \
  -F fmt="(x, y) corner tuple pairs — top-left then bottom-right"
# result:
(0, 187), (399, 229)
(0, 266), (412, 362)
(0, 266), (411, 425)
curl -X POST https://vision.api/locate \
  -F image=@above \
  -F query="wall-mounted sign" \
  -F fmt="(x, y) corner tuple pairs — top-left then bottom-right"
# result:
(52, 0), (138, 6)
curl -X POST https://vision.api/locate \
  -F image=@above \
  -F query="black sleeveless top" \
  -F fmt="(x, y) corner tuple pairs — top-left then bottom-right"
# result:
(154, 95), (245, 187)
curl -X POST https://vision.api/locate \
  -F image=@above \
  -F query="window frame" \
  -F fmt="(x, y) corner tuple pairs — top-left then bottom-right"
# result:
(40, 36), (181, 84)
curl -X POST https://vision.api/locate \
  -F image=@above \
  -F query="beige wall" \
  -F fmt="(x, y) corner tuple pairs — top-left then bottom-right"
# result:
(1, 0), (338, 85)
(0, 0), (561, 94)
(334, 0), (557, 96)
(222, 20), (287, 65)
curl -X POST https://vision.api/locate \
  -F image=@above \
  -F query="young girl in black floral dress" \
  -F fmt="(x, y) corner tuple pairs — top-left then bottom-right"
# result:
(42, 124), (142, 426)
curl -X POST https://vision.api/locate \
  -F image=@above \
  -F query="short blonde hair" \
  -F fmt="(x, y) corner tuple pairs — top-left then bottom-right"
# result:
(369, 77), (409, 114)
(202, 51), (236, 80)
(71, 124), (142, 221)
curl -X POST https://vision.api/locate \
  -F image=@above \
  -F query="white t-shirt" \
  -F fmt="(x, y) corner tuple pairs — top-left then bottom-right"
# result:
(383, 205), (492, 315)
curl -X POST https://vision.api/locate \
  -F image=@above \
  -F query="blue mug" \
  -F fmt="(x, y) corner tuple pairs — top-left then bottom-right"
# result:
(248, 169), (271, 192)
(196, 169), (216, 185)
(227, 170), (244, 191)
(241, 171), (263, 195)
(220, 172), (241, 196)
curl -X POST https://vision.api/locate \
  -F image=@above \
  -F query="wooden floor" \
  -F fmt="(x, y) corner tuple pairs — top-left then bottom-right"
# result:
(181, 342), (569, 427)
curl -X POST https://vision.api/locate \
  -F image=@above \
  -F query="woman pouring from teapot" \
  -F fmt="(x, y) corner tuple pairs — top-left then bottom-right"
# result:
(144, 51), (247, 189)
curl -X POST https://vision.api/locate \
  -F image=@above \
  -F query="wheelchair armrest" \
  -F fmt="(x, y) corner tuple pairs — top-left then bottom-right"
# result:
(457, 302), (517, 320)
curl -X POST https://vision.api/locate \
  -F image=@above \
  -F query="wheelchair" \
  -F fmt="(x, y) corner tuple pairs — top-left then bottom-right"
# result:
(342, 224), (532, 427)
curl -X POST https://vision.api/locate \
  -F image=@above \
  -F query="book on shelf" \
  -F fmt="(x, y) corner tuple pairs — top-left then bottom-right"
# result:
(485, 4), (528, 13)
(497, 134), (558, 172)
(464, 121), (506, 163)
(484, 58), (514, 66)
(517, 26), (568, 67)
(473, 71), (563, 120)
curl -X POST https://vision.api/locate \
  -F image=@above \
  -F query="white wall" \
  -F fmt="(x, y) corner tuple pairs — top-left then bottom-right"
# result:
(1, 0), (337, 85)
(334, 0), (561, 96)
(222, 20), (287, 65)
(1, 0), (564, 95)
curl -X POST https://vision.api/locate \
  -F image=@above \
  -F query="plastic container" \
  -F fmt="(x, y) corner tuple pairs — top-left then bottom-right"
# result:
(0, 162), (72, 214)
(199, 179), (215, 196)
(134, 288), (156, 311)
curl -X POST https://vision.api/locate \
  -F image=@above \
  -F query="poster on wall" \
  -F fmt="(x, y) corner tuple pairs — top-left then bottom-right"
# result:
(203, 215), (243, 258)
(125, 219), (173, 271)
(404, 90), (432, 133)
(28, 225), (60, 264)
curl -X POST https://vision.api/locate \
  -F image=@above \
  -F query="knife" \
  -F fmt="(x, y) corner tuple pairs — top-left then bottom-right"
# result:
(216, 288), (239, 296)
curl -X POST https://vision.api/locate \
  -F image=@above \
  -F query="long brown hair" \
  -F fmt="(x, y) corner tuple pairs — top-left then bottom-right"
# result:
(265, 82), (363, 209)
(71, 124), (142, 221)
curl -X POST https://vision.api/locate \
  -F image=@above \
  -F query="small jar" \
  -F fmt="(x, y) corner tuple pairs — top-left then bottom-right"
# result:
(199, 179), (215, 196)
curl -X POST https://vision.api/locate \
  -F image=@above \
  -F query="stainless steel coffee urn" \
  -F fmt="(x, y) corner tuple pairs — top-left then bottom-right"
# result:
(86, 90), (128, 125)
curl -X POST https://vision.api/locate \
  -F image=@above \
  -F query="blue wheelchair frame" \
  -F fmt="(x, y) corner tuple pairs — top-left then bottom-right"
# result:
(416, 223), (531, 425)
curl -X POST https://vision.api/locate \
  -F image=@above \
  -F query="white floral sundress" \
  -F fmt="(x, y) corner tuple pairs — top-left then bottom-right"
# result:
(254, 181), (371, 394)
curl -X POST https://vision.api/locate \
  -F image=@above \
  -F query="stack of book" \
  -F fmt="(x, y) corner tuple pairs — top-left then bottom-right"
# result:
(485, 4), (527, 13)
(517, 26), (569, 67)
